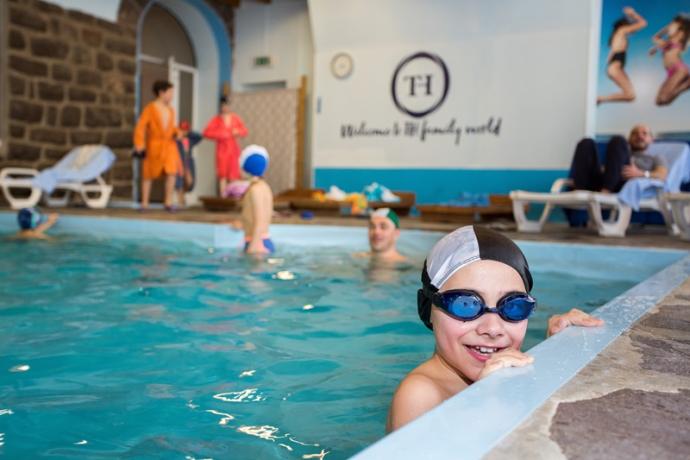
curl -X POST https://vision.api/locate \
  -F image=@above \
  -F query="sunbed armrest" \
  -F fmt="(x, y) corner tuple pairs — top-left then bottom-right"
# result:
(550, 178), (573, 193)
(0, 167), (39, 180)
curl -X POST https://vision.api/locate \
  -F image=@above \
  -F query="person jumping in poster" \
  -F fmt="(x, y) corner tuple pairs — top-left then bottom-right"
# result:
(649, 14), (690, 106)
(597, 7), (647, 105)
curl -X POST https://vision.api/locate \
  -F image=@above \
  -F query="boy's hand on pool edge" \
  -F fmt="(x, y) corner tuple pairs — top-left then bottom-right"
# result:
(547, 308), (604, 337)
(477, 349), (534, 380)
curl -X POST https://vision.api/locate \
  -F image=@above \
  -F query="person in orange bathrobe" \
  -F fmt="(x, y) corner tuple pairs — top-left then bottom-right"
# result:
(133, 80), (180, 211)
(202, 96), (248, 196)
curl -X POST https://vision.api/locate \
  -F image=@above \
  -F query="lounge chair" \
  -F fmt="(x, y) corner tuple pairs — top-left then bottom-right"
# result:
(666, 193), (690, 241)
(510, 142), (690, 237)
(0, 144), (116, 209)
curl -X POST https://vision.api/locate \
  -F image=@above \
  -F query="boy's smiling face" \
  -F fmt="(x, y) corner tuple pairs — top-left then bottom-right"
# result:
(430, 260), (528, 382)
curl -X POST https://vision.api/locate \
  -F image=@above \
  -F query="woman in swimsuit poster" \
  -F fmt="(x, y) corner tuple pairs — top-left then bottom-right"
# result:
(597, 6), (647, 105)
(649, 14), (690, 106)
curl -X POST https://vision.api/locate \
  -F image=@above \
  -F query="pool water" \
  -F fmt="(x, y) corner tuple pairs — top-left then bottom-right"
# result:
(0, 228), (678, 459)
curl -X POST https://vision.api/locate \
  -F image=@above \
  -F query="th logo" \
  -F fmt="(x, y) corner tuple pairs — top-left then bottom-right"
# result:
(391, 52), (450, 118)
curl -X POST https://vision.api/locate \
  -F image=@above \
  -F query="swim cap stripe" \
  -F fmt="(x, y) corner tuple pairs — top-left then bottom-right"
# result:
(417, 225), (533, 330)
(371, 208), (400, 228)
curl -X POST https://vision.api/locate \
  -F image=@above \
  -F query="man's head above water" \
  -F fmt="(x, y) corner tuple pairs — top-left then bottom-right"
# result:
(368, 208), (401, 255)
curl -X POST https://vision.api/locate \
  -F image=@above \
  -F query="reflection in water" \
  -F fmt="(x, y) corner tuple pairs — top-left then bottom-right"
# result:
(0, 409), (13, 416)
(237, 425), (281, 441)
(303, 450), (329, 460)
(205, 409), (234, 426)
(275, 271), (296, 280)
(213, 388), (265, 403)
(239, 369), (256, 378)
(73, 440), (88, 445)
(9, 364), (30, 373)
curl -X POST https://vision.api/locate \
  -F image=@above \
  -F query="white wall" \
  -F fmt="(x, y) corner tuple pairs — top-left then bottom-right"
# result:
(308, 0), (601, 172)
(232, 0), (313, 90)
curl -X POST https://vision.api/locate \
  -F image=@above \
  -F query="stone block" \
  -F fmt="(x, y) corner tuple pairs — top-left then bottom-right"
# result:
(9, 29), (25, 49)
(117, 59), (136, 75)
(104, 38), (135, 56)
(61, 106), (82, 127)
(101, 93), (112, 105)
(9, 55), (48, 77)
(10, 124), (25, 139)
(10, 100), (43, 122)
(85, 107), (122, 128)
(77, 69), (102, 87)
(45, 148), (68, 161)
(52, 63), (72, 82)
(10, 7), (48, 32)
(51, 18), (78, 40)
(95, 18), (124, 35)
(124, 80), (135, 94)
(38, 82), (64, 101)
(97, 52), (114, 71)
(112, 184), (132, 198)
(71, 131), (102, 145)
(82, 28), (102, 47)
(46, 106), (57, 126)
(30, 128), (67, 145)
(72, 46), (92, 66)
(31, 37), (69, 59)
(9, 75), (26, 95)
(67, 9), (94, 24)
(8, 143), (42, 161)
(112, 164), (133, 180)
(36, 1), (63, 14)
(69, 87), (97, 102)
(105, 130), (133, 148)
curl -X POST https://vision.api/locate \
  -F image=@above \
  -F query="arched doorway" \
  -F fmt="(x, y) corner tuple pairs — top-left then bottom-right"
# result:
(136, 4), (197, 203)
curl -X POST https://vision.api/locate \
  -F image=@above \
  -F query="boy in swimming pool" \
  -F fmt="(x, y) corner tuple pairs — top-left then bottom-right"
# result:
(357, 208), (406, 263)
(386, 225), (603, 432)
(15, 208), (59, 240)
(239, 145), (274, 254)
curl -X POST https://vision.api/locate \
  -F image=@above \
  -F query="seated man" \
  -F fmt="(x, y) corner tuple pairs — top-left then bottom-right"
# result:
(367, 208), (406, 263)
(569, 124), (668, 193)
(15, 208), (58, 240)
(239, 145), (274, 254)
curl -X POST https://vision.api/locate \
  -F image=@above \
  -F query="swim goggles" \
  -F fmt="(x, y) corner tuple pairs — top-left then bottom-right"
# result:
(431, 289), (536, 322)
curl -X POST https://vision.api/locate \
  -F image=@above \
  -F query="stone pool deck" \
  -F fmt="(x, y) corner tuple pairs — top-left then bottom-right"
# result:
(486, 278), (690, 460)
(4, 206), (690, 458)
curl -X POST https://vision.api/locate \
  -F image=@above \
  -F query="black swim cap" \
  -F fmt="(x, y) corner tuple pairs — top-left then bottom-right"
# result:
(417, 225), (533, 330)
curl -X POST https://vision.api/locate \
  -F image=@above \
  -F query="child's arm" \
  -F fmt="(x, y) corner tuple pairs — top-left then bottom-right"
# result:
(34, 213), (58, 235)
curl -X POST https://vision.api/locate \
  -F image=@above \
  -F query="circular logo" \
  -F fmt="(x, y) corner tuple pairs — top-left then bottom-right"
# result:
(391, 51), (450, 118)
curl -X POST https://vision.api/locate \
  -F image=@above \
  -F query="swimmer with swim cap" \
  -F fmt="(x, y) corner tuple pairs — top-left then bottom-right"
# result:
(367, 208), (406, 262)
(15, 208), (59, 240)
(386, 225), (604, 432)
(239, 145), (274, 254)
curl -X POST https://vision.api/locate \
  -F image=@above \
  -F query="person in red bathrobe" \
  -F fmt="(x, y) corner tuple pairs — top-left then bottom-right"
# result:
(202, 96), (249, 196)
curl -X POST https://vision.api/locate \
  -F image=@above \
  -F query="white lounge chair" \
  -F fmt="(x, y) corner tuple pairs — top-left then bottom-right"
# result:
(666, 193), (690, 241)
(0, 144), (116, 209)
(511, 142), (690, 237)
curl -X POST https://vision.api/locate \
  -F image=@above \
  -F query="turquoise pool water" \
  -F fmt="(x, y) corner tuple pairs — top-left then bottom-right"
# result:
(0, 221), (683, 459)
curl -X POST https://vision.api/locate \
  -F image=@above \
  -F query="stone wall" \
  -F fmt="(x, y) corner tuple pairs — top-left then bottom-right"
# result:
(2, 0), (236, 203)
(3, 0), (137, 200)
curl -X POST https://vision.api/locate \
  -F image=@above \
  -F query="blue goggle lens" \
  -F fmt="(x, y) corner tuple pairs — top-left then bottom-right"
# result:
(435, 291), (535, 322)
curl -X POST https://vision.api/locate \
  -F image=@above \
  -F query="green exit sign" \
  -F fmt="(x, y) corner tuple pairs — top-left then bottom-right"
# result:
(253, 56), (272, 67)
